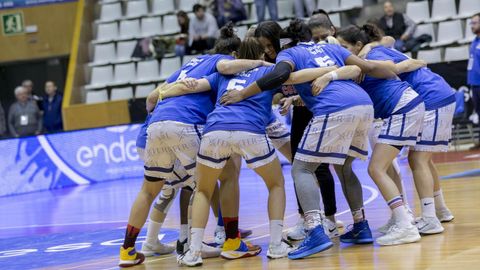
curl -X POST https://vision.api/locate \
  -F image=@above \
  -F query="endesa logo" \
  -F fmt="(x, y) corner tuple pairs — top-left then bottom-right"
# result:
(76, 135), (139, 167)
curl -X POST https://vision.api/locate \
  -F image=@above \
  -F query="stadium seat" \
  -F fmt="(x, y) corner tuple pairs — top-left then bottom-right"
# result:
(93, 43), (116, 65)
(428, 0), (456, 22)
(179, 0), (198, 12)
(329, 13), (341, 27)
(160, 57), (181, 80)
(413, 23), (435, 47)
(455, 0), (480, 19)
(114, 63), (136, 84)
(278, 0), (293, 20)
(117, 40), (137, 61)
(86, 90), (109, 104)
(182, 54), (200, 65)
(111, 87), (134, 100)
(119, 20), (141, 39)
(430, 20), (463, 47)
(444, 45), (470, 61)
(406, 1), (430, 24)
(99, 3), (122, 22)
(339, 0), (363, 10)
(162, 15), (180, 35)
(135, 84), (156, 98)
(404, 51), (412, 58)
(417, 49), (442, 64)
(460, 18), (476, 44)
(152, 0), (175, 15)
(136, 60), (160, 83)
(87, 66), (114, 89)
(96, 22), (119, 42)
(126, 0), (148, 18)
(317, 0), (340, 13)
(141, 17), (162, 37)
(236, 25), (248, 40)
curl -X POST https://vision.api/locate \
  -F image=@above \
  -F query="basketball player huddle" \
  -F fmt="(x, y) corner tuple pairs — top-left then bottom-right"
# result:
(118, 11), (456, 268)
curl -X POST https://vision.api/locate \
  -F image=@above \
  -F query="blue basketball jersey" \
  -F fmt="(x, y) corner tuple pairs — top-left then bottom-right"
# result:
(378, 46), (455, 110)
(204, 66), (278, 134)
(468, 37), (480, 86)
(276, 42), (372, 117)
(136, 114), (150, 149)
(360, 46), (414, 119)
(149, 54), (233, 126)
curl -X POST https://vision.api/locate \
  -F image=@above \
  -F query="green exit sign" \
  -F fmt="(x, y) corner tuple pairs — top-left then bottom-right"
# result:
(2, 12), (24, 36)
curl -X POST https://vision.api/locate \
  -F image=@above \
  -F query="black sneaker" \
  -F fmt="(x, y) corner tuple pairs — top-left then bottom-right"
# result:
(176, 239), (188, 255)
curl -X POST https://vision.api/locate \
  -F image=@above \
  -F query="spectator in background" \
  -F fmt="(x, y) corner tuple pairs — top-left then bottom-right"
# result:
(8, 86), (42, 137)
(22, 79), (43, 110)
(294, 0), (315, 18)
(255, 0), (278, 22)
(188, 4), (219, 54)
(468, 13), (480, 150)
(175, 11), (190, 57)
(43, 81), (63, 133)
(378, 1), (416, 52)
(0, 103), (6, 138)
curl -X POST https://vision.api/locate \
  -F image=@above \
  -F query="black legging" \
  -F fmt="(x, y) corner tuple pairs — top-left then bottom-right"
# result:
(290, 106), (337, 216)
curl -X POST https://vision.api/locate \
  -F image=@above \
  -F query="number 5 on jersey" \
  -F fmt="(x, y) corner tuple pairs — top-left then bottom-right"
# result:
(227, 79), (247, 91)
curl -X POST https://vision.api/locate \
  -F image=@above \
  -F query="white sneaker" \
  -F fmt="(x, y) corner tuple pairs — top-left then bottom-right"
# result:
(378, 215), (395, 234)
(266, 241), (294, 259)
(214, 227), (226, 246)
(436, 208), (454, 222)
(322, 218), (340, 238)
(287, 218), (306, 241)
(201, 243), (221, 259)
(416, 216), (444, 234)
(177, 249), (202, 267)
(376, 224), (421, 246)
(141, 240), (175, 257)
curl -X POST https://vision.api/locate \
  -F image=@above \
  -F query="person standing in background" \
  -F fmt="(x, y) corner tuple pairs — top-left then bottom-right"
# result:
(294, 0), (315, 18)
(0, 103), (6, 138)
(8, 86), (43, 137)
(175, 11), (190, 58)
(22, 79), (43, 111)
(42, 81), (63, 133)
(468, 13), (480, 150)
(377, 1), (416, 52)
(255, 0), (278, 22)
(188, 4), (219, 54)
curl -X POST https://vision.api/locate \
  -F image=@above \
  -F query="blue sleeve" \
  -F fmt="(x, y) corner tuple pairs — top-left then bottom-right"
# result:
(166, 69), (182, 83)
(335, 45), (352, 61)
(366, 49), (386, 61)
(205, 72), (219, 92)
(213, 54), (235, 72)
(276, 50), (297, 70)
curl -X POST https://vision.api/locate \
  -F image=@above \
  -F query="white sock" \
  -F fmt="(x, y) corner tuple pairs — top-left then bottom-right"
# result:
(190, 228), (204, 252)
(146, 219), (162, 244)
(270, 220), (283, 245)
(304, 210), (322, 230)
(392, 206), (412, 228)
(180, 224), (188, 242)
(434, 189), (447, 210)
(421, 197), (436, 218)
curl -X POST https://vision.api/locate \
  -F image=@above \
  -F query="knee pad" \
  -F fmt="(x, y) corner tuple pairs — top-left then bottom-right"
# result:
(153, 187), (178, 214)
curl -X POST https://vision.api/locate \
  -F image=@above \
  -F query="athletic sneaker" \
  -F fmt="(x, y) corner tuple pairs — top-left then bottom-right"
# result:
(288, 225), (333, 260)
(201, 243), (222, 258)
(378, 216), (395, 234)
(177, 249), (202, 267)
(176, 239), (188, 255)
(322, 218), (340, 238)
(340, 220), (373, 244)
(119, 247), (145, 268)
(141, 240), (175, 256)
(436, 208), (454, 222)
(376, 224), (421, 246)
(416, 216), (444, 234)
(220, 238), (262, 260)
(267, 240), (294, 259)
(239, 228), (253, 238)
(214, 226), (226, 245)
(287, 218), (306, 241)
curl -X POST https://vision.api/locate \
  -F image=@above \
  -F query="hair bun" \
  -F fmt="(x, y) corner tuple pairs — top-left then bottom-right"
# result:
(220, 22), (235, 39)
